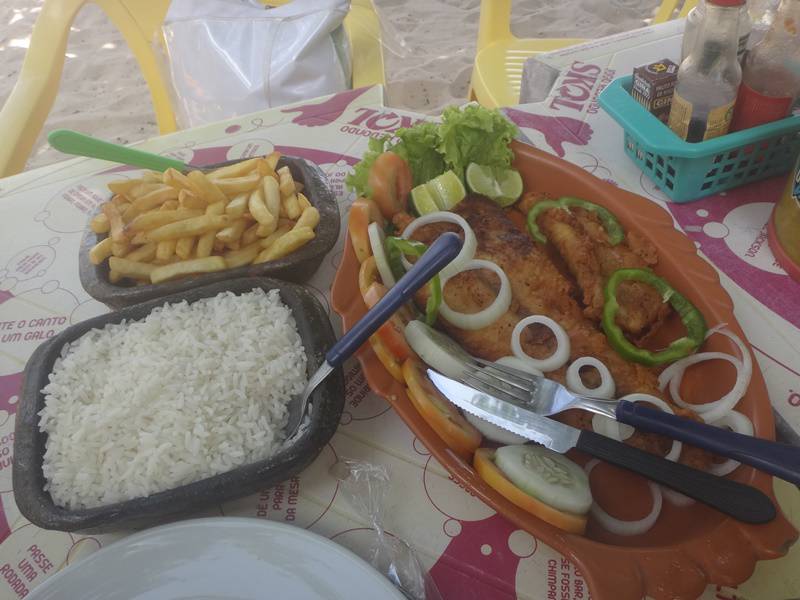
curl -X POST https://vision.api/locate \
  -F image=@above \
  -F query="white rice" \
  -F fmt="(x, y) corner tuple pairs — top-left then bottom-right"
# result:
(39, 288), (308, 509)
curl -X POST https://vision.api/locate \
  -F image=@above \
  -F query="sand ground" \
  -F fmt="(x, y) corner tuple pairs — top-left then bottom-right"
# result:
(0, 0), (663, 171)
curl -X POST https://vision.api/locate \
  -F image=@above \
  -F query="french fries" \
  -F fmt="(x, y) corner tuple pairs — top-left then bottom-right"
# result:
(150, 257), (227, 284)
(89, 237), (113, 265)
(109, 257), (156, 281)
(90, 213), (110, 234)
(210, 172), (261, 195)
(89, 154), (320, 285)
(127, 208), (204, 232)
(142, 215), (231, 243)
(255, 227), (315, 263)
(175, 237), (196, 260)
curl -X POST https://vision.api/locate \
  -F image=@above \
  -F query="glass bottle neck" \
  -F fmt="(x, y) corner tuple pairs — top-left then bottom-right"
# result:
(691, 3), (742, 67)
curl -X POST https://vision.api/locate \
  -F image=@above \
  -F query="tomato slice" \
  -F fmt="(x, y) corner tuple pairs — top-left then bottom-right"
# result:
(369, 335), (404, 382)
(348, 198), (372, 263)
(402, 359), (482, 458)
(375, 314), (414, 362)
(358, 256), (379, 297)
(474, 448), (587, 534)
(368, 153), (412, 219)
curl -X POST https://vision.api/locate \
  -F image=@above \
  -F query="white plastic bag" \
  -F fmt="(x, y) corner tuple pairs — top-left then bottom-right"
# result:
(161, 0), (352, 128)
(331, 459), (443, 600)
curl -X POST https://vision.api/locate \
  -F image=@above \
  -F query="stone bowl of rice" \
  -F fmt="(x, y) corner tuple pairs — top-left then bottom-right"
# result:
(13, 277), (344, 532)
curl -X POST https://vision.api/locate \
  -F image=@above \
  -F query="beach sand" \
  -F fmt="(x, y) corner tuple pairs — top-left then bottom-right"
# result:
(0, 0), (660, 170)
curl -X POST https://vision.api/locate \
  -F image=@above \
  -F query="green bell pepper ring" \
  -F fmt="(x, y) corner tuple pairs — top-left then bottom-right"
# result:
(602, 268), (707, 366)
(385, 237), (443, 325)
(527, 196), (625, 246)
(385, 237), (407, 282)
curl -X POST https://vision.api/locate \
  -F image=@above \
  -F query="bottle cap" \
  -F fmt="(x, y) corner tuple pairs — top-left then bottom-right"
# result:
(707, 0), (745, 5)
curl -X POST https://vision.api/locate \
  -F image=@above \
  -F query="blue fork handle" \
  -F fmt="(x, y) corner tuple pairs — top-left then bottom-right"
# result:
(325, 231), (462, 367)
(617, 401), (800, 486)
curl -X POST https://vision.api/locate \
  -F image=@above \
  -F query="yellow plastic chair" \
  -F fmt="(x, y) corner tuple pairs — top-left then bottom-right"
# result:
(469, 0), (698, 108)
(0, 0), (386, 178)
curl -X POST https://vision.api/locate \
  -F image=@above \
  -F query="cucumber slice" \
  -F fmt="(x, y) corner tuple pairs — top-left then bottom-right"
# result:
(494, 445), (592, 515)
(404, 320), (473, 379)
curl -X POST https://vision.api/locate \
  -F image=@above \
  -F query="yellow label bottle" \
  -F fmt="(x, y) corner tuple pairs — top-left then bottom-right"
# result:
(770, 153), (800, 280)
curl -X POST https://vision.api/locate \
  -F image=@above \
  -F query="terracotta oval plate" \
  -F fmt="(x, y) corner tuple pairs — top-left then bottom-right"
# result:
(330, 141), (797, 600)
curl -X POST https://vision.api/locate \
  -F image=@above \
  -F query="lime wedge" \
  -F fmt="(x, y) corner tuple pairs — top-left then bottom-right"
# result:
(426, 170), (466, 210)
(466, 163), (523, 207)
(411, 183), (439, 215)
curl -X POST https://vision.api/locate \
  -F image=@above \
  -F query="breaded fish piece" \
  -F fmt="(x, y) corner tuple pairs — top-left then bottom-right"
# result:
(519, 193), (671, 340)
(410, 196), (708, 469)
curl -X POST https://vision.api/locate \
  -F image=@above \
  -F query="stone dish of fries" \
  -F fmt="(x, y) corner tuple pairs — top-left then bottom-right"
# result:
(79, 154), (339, 309)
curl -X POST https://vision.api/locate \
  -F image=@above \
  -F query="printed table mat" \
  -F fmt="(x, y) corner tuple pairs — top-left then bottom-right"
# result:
(0, 79), (797, 600)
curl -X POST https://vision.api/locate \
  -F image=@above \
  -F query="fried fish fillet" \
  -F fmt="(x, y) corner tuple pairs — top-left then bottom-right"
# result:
(410, 196), (708, 468)
(518, 193), (671, 340)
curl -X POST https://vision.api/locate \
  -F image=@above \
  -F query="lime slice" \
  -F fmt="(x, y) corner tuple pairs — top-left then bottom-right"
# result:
(411, 183), (439, 215)
(426, 170), (466, 210)
(466, 163), (523, 207)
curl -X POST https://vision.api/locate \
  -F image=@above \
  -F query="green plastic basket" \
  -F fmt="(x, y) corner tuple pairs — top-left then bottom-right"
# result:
(599, 75), (800, 203)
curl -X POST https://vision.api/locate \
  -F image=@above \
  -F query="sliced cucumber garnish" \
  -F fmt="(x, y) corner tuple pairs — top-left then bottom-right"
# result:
(494, 445), (592, 515)
(404, 320), (474, 379)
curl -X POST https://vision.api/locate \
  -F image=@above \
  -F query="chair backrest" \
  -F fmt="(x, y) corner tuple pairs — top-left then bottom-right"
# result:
(477, 0), (699, 53)
(0, 0), (385, 177)
(93, 0), (176, 132)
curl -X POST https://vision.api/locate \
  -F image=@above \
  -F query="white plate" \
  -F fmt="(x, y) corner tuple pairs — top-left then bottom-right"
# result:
(30, 518), (405, 600)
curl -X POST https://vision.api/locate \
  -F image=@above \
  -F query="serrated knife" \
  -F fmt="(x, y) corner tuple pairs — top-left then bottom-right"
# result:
(427, 369), (775, 524)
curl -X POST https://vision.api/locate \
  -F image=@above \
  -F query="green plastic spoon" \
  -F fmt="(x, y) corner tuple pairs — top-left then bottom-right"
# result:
(48, 129), (190, 172)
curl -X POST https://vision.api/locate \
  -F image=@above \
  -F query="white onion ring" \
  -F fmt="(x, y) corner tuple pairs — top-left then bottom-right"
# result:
(438, 259), (512, 330)
(401, 211), (477, 279)
(661, 487), (696, 507)
(511, 315), (570, 373)
(495, 356), (543, 377)
(707, 410), (754, 476)
(367, 222), (396, 288)
(659, 327), (751, 424)
(566, 357), (615, 399)
(585, 459), (663, 536)
(591, 414), (625, 440)
(591, 394), (682, 462)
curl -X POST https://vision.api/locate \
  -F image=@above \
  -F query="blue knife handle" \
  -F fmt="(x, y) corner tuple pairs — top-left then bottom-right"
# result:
(325, 231), (462, 367)
(617, 400), (800, 486)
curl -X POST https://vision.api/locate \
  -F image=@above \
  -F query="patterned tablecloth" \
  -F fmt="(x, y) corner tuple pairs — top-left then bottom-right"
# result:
(0, 39), (798, 599)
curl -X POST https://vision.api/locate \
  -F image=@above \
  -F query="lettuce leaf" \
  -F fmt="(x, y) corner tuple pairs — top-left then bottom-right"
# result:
(345, 136), (390, 197)
(391, 122), (446, 187)
(345, 105), (517, 197)
(437, 105), (518, 182)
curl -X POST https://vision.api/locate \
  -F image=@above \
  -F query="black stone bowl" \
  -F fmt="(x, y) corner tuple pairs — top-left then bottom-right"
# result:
(79, 156), (340, 309)
(13, 277), (344, 533)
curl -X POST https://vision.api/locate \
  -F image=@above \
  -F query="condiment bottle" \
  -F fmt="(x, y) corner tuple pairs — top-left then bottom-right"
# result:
(769, 152), (800, 281)
(730, 0), (800, 130)
(681, 0), (752, 63)
(668, 0), (744, 142)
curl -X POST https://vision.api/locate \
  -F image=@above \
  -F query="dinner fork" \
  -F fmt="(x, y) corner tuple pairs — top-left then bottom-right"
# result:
(284, 232), (463, 438)
(461, 359), (800, 486)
